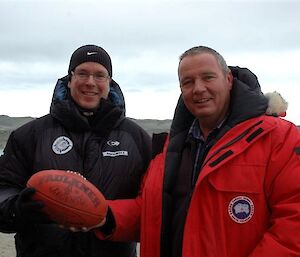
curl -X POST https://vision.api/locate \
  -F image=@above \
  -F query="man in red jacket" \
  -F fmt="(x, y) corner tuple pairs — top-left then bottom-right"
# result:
(95, 46), (300, 257)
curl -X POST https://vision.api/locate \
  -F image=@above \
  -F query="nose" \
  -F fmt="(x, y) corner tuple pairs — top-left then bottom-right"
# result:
(193, 78), (206, 93)
(86, 74), (96, 84)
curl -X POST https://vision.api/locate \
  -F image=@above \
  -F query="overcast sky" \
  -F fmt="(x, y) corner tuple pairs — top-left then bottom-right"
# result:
(0, 0), (299, 125)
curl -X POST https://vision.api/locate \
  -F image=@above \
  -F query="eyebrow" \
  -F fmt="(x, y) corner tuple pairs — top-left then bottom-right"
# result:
(180, 71), (216, 80)
(201, 71), (217, 76)
(76, 69), (108, 75)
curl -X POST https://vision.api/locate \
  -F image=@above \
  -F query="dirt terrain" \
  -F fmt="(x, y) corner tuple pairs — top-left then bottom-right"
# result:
(0, 233), (16, 257)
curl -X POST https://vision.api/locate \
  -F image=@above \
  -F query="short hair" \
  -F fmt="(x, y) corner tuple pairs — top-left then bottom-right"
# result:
(179, 46), (230, 75)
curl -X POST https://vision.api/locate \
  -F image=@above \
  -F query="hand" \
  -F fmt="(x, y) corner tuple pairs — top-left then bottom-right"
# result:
(59, 217), (107, 233)
(13, 187), (51, 227)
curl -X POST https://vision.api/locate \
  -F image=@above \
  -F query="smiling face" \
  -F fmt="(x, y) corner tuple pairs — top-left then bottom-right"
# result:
(178, 53), (233, 129)
(68, 62), (110, 110)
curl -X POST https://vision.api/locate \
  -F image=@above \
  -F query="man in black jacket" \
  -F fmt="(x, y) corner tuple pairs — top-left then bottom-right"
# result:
(0, 44), (151, 257)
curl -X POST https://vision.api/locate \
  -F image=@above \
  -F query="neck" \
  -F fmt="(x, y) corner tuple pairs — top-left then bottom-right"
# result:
(198, 115), (227, 140)
(198, 122), (214, 140)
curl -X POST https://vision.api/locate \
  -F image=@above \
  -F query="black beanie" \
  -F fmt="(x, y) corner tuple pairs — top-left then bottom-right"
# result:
(68, 45), (112, 77)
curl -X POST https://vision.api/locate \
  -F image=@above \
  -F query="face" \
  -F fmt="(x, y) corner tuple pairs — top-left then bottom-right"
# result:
(68, 62), (110, 110)
(178, 53), (233, 125)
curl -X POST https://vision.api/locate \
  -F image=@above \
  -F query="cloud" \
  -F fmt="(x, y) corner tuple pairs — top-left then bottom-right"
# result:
(0, 0), (299, 123)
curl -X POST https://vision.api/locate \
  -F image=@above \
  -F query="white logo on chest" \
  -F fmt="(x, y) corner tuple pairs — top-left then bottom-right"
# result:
(107, 140), (120, 146)
(102, 151), (128, 157)
(52, 136), (73, 154)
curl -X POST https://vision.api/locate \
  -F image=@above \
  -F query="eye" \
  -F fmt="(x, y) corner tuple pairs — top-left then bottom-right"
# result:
(181, 79), (193, 87)
(77, 71), (89, 78)
(94, 73), (107, 79)
(203, 74), (215, 81)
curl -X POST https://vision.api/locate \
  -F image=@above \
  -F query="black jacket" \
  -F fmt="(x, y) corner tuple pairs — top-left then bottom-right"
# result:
(0, 76), (151, 257)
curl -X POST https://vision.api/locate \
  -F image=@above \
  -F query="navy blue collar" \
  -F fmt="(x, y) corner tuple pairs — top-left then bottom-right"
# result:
(188, 117), (227, 142)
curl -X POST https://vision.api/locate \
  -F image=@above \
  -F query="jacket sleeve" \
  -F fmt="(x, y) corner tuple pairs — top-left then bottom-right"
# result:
(94, 190), (142, 242)
(0, 128), (34, 232)
(250, 123), (300, 256)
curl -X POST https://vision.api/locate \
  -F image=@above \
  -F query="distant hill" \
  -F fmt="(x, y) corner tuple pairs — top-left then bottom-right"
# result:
(0, 115), (36, 149)
(129, 118), (172, 135)
(1, 115), (299, 150)
(0, 115), (172, 149)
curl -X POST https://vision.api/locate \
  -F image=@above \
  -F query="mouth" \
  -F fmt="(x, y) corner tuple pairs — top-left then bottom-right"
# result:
(82, 91), (98, 96)
(194, 98), (211, 104)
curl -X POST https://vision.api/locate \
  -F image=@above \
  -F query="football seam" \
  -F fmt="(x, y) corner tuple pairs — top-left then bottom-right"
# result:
(32, 188), (106, 218)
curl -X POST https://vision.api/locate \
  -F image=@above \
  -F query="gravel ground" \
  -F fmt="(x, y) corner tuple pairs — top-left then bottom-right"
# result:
(0, 232), (140, 257)
(0, 233), (16, 257)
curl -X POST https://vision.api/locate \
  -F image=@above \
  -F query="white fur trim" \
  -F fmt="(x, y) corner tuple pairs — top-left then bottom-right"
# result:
(265, 91), (288, 116)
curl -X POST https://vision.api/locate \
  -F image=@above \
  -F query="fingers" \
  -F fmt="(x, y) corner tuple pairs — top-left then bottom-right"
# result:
(98, 217), (106, 227)
(77, 217), (107, 231)
(19, 187), (44, 211)
(19, 187), (36, 201)
(22, 201), (44, 210)
(58, 225), (86, 232)
(59, 217), (106, 233)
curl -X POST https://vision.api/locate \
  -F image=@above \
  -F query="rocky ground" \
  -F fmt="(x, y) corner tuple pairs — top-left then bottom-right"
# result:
(0, 233), (15, 257)
(0, 233), (140, 257)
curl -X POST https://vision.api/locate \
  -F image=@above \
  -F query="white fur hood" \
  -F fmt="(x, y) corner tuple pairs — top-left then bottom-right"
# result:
(265, 91), (288, 117)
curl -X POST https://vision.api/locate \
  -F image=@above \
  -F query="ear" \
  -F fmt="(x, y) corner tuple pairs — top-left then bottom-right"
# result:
(226, 71), (233, 90)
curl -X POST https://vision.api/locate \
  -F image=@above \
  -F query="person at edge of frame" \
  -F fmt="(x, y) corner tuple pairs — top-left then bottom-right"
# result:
(0, 44), (152, 257)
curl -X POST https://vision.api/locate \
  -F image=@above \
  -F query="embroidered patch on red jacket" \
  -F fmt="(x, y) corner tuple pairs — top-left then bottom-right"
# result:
(228, 196), (254, 224)
(294, 147), (300, 155)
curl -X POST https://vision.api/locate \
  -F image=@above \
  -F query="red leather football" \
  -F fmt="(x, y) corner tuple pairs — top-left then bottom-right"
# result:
(26, 169), (107, 228)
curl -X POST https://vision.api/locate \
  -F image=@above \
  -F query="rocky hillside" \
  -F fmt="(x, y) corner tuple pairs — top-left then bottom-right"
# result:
(0, 115), (35, 149)
(1, 115), (299, 149)
(0, 115), (172, 149)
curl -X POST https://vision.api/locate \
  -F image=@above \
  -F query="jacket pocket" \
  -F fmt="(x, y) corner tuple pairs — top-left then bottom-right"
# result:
(205, 165), (268, 256)
(208, 164), (265, 193)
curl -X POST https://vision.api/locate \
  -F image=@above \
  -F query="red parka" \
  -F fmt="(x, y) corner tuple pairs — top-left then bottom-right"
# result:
(97, 116), (300, 257)
(96, 67), (300, 256)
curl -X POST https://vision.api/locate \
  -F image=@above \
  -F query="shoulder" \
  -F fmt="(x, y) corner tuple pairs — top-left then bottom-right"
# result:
(119, 118), (151, 138)
(225, 116), (299, 146)
(3, 115), (54, 162)
(262, 115), (299, 134)
(236, 115), (297, 133)
(117, 118), (152, 158)
(9, 115), (62, 150)
(259, 116), (300, 147)
(13, 114), (54, 137)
